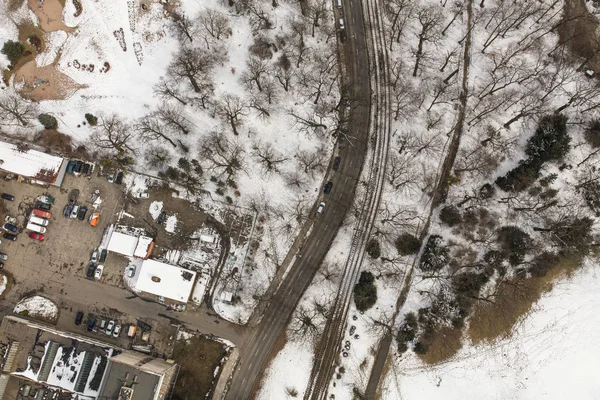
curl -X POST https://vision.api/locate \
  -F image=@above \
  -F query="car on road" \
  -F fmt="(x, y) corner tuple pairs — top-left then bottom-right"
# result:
(70, 205), (80, 219)
(105, 320), (115, 336)
(32, 209), (52, 219)
(91, 249), (99, 262)
(113, 324), (121, 338)
(323, 181), (334, 195)
(4, 215), (17, 224)
(63, 203), (74, 218)
(1, 193), (15, 201)
(2, 233), (17, 241)
(316, 202), (326, 214)
(94, 265), (103, 280)
(336, 0), (342, 7)
(338, 18), (345, 30)
(36, 201), (51, 211)
(0, 253), (7, 261)
(77, 206), (88, 221)
(115, 171), (124, 184)
(3, 223), (18, 233)
(75, 311), (84, 325)
(99, 249), (107, 263)
(333, 156), (342, 171)
(89, 213), (100, 227)
(87, 315), (96, 331)
(86, 263), (96, 278)
(28, 232), (45, 241)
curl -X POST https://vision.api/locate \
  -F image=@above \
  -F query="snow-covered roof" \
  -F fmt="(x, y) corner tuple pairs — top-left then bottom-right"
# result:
(0, 140), (67, 186)
(134, 236), (154, 259)
(107, 232), (138, 257)
(134, 259), (197, 303)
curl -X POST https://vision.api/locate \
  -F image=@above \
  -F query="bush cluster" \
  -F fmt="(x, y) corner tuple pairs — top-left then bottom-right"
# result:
(366, 238), (381, 259)
(353, 271), (377, 312)
(38, 113), (58, 130)
(419, 235), (449, 272)
(395, 233), (421, 255)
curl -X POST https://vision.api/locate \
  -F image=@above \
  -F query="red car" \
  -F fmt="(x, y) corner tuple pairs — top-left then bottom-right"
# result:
(32, 209), (52, 219)
(28, 232), (45, 241)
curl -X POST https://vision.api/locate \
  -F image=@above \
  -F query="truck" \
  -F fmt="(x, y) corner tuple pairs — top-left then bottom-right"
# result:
(127, 325), (137, 338)
(26, 222), (47, 234)
(29, 215), (49, 226)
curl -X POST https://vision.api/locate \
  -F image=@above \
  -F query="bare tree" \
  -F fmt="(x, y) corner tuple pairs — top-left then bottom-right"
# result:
(135, 112), (177, 148)
(168, 47), (223, 94)
(296, 147), (327, 177)
(90, 114), (137, 163)
(251, 141), (289, 173)
(244, 56), (269, 92)
(144, 145), (173, 169)
(217, 94), (247, 136)
(199, 9), (230, 42)
(384, 0), (412, 51)
(156, 103), (191, 136)
(412, 6), (442, 77)
(199, 130), (245, 177)
(0, 90), (38, 127)
(288, 305), (321, 345)
(154, 77), (189, 106)
(171, 11), (198, 43)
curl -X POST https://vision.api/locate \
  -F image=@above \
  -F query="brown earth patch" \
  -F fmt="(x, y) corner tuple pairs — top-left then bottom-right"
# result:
(27, 0), (75, 33)
(416, 326), (463, 365)
(559, 0), (600, 71)
(33, 129), (74, 154)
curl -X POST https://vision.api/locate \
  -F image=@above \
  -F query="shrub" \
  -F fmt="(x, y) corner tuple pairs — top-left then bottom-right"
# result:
(525, 114), (570, 163)
(395, 233), (421, 255)
(528, 251), (560, 277)
(497, 226), (532, 264)
(413, 341), (428, 354)
(38, 113), (58, 129)
(439, 205), (461, 226)
(581, 181), (600, 214)
(550, 217), (593, 249)
(479, 183), (495, 199)
(366, 238), (381, 259)
(419, 235), (449, 272)
(396, 312), (418, 354)
(495, 159), (541, 192)
(1, 40), (25, 63)
(353, 271), (377, 312)
(85, 113), (98, 126)
(585, 119), (600, 147)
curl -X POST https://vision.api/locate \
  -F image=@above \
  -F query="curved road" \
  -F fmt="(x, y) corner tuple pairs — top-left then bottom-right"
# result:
(224, 1), (372, 398)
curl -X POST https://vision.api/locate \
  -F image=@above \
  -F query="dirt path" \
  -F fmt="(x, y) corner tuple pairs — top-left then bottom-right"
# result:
(27, 0), (75, 33)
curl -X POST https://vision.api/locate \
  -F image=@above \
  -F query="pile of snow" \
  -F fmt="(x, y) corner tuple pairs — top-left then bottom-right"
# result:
(149, 201), (163, 219)
(0, 274), (7, 296)
(165, 215), (178, 233)
(14, 295), (58, 320)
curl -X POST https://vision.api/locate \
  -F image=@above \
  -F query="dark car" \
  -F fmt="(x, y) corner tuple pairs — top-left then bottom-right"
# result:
(77, 206), (88, 220)
(1, 193), (15, 201)
(86, 263), (96, 278)
(82, 163), (90, 175)
(0, 262), (4, 269)
(323, 181), (334, 195)
(333, 156), (342, 171)
(87, 315), (96, 331)
(156, 211), (167, 224)
(99, 248), (107, 263)
(75, 311), (84, 325)
(63, 203), (74, 218)
(73, 160), (83, 174)
(115, 171), (124, 184)
(35, 201), (51, 211)
(3, 223), (18, 233)
(2, 232), (17, 241)
(66, 160), (76, 174)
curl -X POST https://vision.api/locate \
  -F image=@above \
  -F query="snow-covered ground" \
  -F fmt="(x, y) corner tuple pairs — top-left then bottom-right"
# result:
(14, 295), (59, 320)
(0, 274), (7, 296)
(381, 259), (600, 400)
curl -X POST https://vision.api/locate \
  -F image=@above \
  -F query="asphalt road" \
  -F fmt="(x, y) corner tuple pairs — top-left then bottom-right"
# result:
(224, 0), (372, 397)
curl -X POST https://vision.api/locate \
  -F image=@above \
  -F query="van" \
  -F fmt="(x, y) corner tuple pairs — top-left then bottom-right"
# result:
(336, 0), (342, 8)
(26, 222), (47, 234)
(29, 215), (49, 226)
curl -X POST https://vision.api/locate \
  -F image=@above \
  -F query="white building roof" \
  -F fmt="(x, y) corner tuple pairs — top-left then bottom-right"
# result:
(134, 236), (154, 259)
(107, 232), (138, 257)
(134, 259), (197, 303)
(0, 140), (67, 186)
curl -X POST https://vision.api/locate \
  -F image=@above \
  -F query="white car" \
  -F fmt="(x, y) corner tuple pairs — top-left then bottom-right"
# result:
(4, 215), (17, 224)
(113, 324), (122, 338)
(339, 18), (345, 30)
(91, 249), (99, 262)
(94, 265), (103, 280)
(134, 191), (149, 199)
(316, 202), (326, 214)
(105, 320), (115, 335)
(126, 266), (136, 278)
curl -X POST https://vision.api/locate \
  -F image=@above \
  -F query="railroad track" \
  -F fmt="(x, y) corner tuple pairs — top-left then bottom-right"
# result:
(302, 0), (392, 397)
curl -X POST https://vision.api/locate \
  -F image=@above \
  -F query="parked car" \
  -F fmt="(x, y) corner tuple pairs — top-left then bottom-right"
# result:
(316, 202), (326, 214)
(91, 249), (99, 262)
(29, 216), (49, 226)
(70, 204), (80, 219)
(63, 203), (74, 218)
(35, 202), (51, 211)
(1, 193), (15, 201)
(126, 266), (136, 278)
(99, 319), (107, 332)
(333, 156), (342, 171)
(115, 171), (124, 184)
(32, 209), (52, 219)
(323, 181), (334, 195)
(28, 232), (45, 241)
(107, 174), (114, 183)
(4, 215), (17, 224)
(94, 265), (103, 280)
(87, 315), (96, 331)
(66, 160), (76, 174)
(82, 163), (90, 175)
(134, 191), (149, 199)
(105, 320), (115, 336)
(0, 253), (8, 261)
(37, 195), (55, 204)
(3, 223), (18, 233)
(89, 213), (100, 227)
(156, 211), (167, 224)
(113, 324), (122, 338)
(75, 311), (84, 325)
(26, 222), (46, 234)
(99, 248), (107, 263)
(2, 233), (17, 241)
(86, 263), (96, 278)
(0, 262), (4, 269)
(73, 160), (83, 174)
(77, 206), (88, 221)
